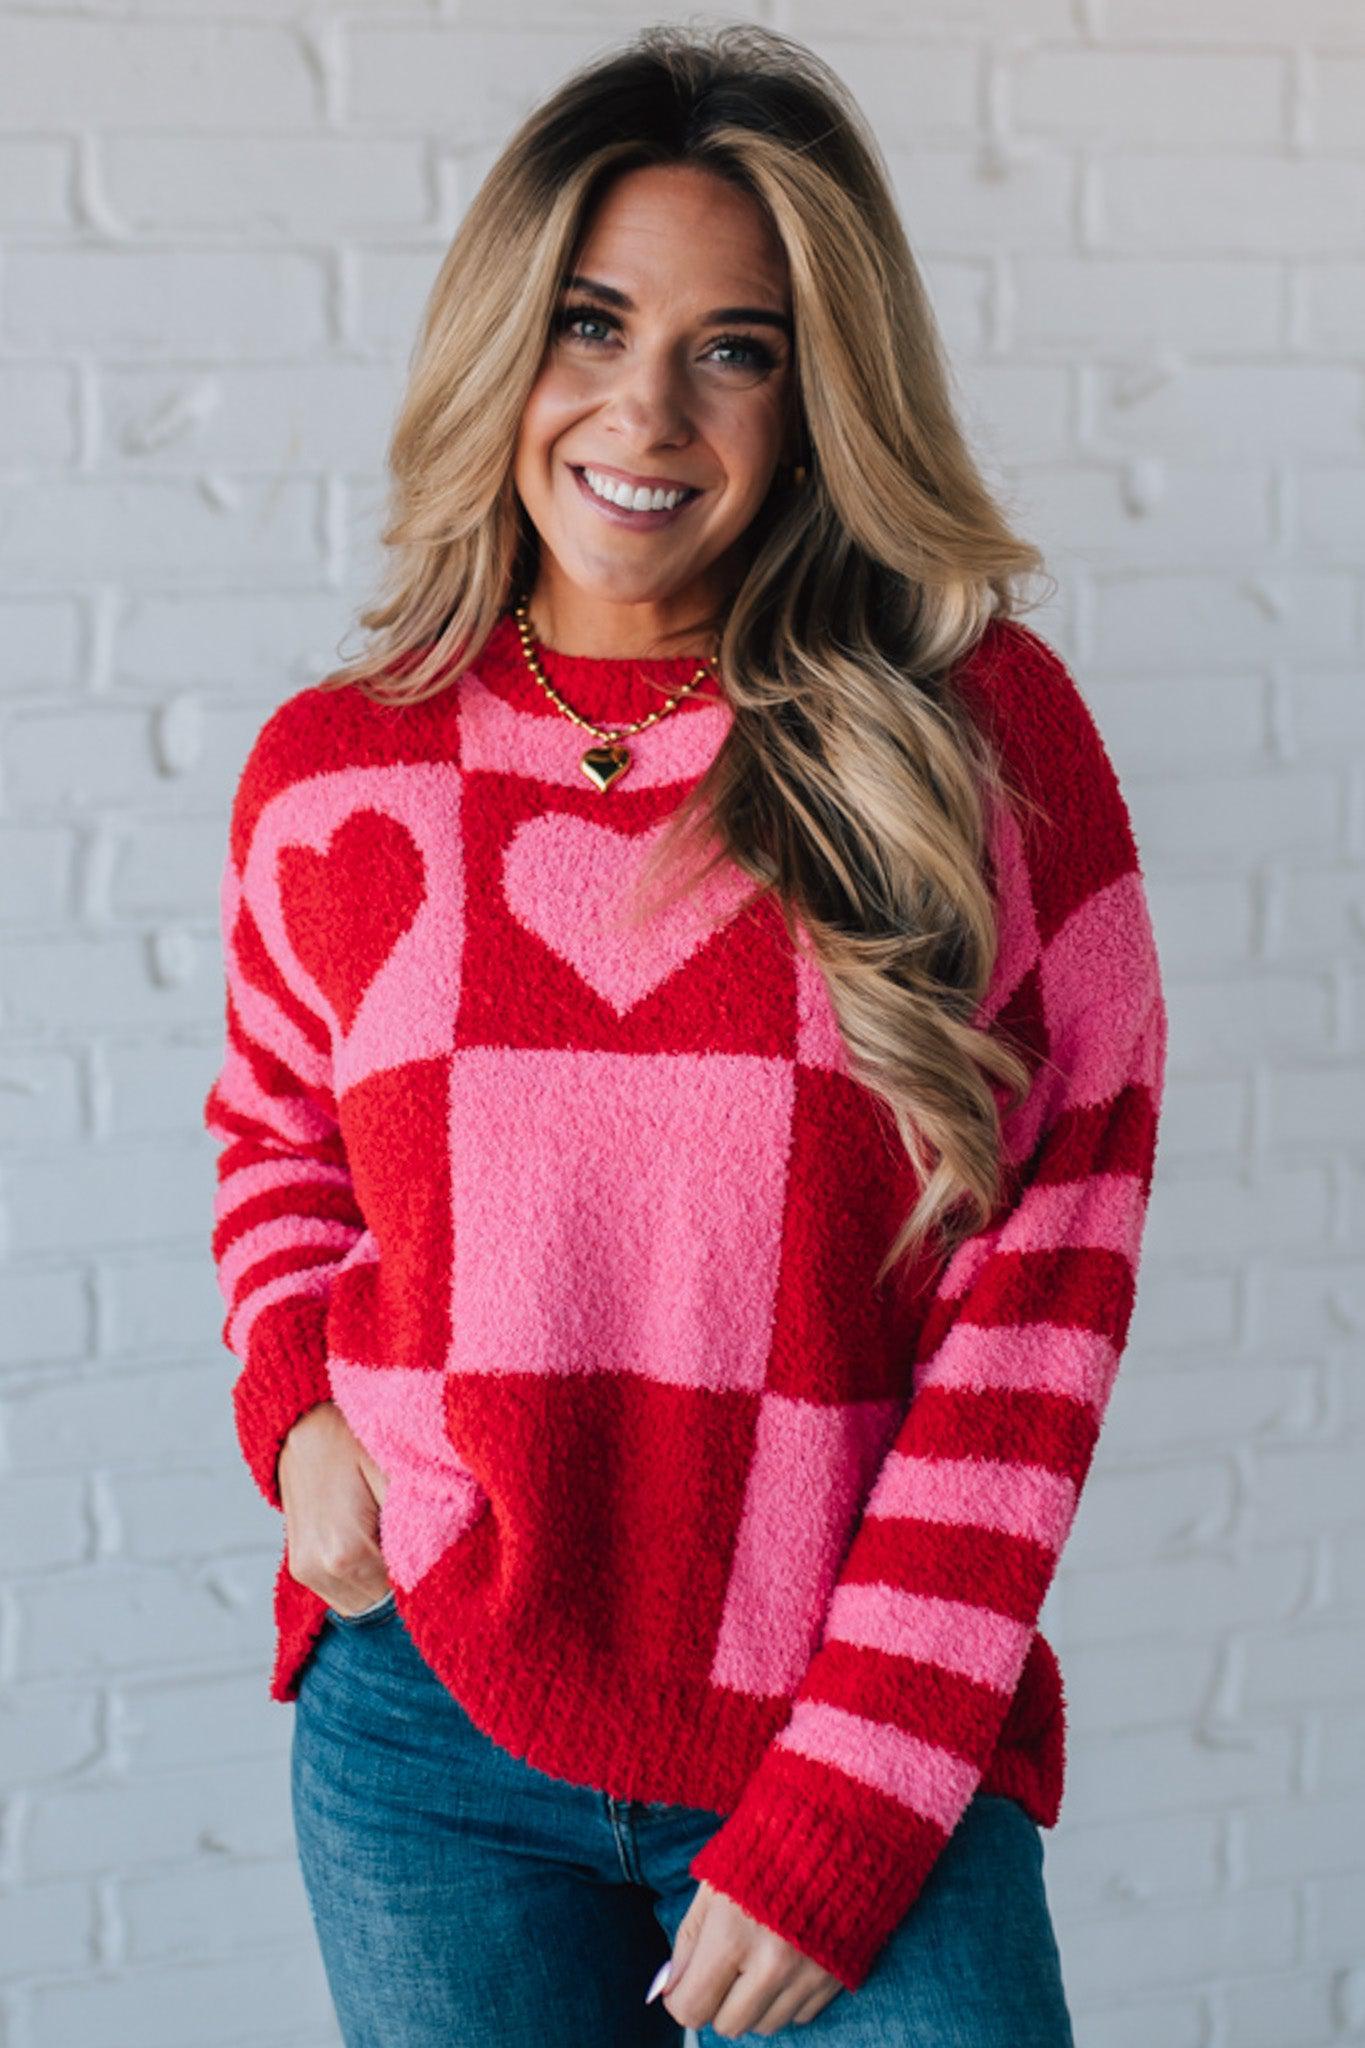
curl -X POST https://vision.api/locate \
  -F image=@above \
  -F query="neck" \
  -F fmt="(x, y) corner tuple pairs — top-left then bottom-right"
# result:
(520, 576), (726, 663)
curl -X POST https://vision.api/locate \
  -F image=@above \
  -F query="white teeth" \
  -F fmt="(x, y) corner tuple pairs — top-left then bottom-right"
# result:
(582, 467), (691, 513)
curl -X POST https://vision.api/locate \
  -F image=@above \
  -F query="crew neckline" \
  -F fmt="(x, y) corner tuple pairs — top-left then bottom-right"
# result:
(470, 608), (729, 726)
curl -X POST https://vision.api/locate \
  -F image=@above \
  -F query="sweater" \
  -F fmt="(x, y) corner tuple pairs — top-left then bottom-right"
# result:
(203, 605), (1167, 1994)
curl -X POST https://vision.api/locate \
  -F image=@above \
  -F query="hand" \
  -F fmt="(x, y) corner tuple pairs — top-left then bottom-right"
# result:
(277, 1400), (394, 1616)
(659, 1879), (844, 2038)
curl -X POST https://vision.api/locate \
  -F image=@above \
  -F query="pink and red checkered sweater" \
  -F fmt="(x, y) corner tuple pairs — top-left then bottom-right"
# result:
(203, 605), (1166, 1992)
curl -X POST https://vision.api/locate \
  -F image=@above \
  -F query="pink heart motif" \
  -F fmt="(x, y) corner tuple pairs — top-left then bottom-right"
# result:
(502, 813), (755, 1014)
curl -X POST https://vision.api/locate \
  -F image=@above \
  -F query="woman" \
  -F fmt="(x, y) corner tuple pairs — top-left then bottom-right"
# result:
(204, 22), (1166, 2046)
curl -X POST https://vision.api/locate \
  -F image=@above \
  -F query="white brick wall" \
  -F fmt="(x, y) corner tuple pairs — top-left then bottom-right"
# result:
(2, 3), (1362, 2043)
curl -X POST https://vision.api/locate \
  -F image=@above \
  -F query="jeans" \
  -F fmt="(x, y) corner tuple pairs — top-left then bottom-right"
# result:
(290, 1591), (1076, 2046)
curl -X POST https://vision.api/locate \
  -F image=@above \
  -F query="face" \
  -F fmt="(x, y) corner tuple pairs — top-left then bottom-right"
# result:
(512, 161), (800, 654)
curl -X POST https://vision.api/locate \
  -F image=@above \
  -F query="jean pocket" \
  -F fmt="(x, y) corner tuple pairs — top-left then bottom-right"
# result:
(324, 1587), (398, 1627)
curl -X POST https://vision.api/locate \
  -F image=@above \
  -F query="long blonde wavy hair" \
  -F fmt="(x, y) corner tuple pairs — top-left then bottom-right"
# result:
(319, 21), (1058, 1288)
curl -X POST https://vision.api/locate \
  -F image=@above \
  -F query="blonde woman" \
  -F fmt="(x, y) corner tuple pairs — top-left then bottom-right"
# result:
(204, 22), (1166, 2045)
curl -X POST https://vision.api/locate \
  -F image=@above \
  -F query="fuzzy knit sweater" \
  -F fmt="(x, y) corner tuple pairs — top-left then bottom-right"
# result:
(203, 605), (1167, 1994)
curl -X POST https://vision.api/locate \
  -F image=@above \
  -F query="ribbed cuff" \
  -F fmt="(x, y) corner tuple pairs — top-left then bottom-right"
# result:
(685, 1761), (956, 1994)
(231, 1293), (334, 1511)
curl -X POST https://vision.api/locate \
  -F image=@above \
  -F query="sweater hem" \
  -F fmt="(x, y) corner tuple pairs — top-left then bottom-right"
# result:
(267, 1523), (1064, 1832)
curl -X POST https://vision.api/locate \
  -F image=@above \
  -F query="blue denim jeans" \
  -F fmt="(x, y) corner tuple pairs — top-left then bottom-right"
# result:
(290, 1592), (1076, 2046)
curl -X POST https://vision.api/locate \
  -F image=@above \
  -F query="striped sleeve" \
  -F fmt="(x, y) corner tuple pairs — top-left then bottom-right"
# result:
(202, 746), (366, 1513)
(687, 637), (1168, 1992)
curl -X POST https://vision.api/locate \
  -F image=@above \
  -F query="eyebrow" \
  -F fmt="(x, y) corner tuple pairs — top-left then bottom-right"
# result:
(561, 274), (794, 340)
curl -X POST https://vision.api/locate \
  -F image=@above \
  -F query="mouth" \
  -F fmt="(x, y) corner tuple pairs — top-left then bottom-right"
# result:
(568, 464), (704, 531)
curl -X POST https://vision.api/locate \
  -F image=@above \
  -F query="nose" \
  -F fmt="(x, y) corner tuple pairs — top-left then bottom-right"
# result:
(603, 345), (694, 450)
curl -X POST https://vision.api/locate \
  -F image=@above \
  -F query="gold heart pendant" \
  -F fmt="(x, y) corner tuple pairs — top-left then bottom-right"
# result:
(581, 744), (630, 792)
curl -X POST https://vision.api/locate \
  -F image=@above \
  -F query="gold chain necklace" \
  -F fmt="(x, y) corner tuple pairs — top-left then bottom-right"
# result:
(512, 593), (721, 792)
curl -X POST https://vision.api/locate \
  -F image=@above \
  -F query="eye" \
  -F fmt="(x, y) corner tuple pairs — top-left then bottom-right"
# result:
(552, 302), (780, 379)
(553, 303), (619, 349)
(554, 305), (616, 348)
(707, 334), (776, 373)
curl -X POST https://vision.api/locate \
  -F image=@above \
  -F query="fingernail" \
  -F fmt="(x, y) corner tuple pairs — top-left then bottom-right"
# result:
(645, 1959), (672, 2004)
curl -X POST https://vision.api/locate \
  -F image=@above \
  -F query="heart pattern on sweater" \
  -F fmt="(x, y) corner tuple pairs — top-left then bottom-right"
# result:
(278, 809), (427, 1031)
(502, 813), (752, 1015)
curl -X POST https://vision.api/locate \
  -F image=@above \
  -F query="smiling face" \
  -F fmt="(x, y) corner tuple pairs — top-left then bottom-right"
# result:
(511, 161), (800, 657)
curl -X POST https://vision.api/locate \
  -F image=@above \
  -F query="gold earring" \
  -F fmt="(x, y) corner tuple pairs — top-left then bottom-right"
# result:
(791, 462), (807, 486)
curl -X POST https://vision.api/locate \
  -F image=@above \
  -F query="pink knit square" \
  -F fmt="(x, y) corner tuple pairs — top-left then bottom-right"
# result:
(445, 1044), (794, 1393)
